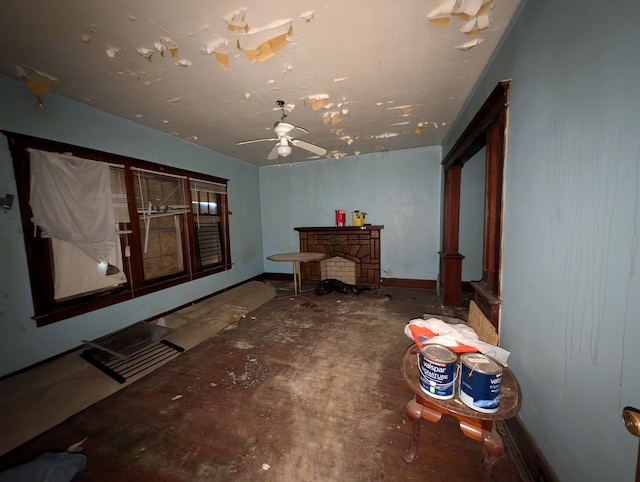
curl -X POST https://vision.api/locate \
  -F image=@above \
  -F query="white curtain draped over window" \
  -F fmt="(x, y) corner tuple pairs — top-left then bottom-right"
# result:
(29, 148), (115, 263)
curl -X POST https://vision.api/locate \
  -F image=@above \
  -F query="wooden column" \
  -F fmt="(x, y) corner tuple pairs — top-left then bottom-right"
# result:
(439, 165), (464, 305)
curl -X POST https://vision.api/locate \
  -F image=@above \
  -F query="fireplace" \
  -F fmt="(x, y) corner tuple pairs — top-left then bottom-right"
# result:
(295, 225), (383, 288)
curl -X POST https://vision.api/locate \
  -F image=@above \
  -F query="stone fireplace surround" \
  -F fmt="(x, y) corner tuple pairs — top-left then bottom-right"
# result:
(294, 225), (383, 289)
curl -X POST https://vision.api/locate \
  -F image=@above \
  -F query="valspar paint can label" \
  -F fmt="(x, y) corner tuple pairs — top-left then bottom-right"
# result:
(418, 344), (457, 400)
(459, 353), (502, 413)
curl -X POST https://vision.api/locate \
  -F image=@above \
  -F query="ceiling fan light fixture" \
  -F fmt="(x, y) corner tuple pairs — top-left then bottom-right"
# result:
(276, 143), (292, 157)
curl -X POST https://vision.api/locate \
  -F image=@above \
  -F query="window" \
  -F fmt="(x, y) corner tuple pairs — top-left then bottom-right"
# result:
(133, 168), (189, 281)
(190, 179), (227, 270)
(4, 131), (231, 326)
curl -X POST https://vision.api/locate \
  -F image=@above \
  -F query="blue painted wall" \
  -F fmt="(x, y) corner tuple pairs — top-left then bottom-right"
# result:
(0, 75), (264, 377)
(259, 148), (442, 281)
(459, 147), (485, 281)
(445, 0), (640, 480)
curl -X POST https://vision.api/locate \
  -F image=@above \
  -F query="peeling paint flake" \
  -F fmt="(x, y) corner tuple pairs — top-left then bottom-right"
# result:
(306, 93), (330, 111)
(387, 105), (413, 115)
(333, 76), (349, 83)
(240, 21), (294, 63)
(322, 112), (343, 127)
(374, 132), (399, 139)
(157, 37), (178, 58)
(202, 38), (229, 55)
(458, 0), (485, 17)
(17, 64), (58, 82)
(460, 14), (490, 34)
(167, 97), (182, 104)
(137, 47), (154, 61)
(299, 10), (315, 22)
(426, 0), (456, 20)
(224, 8), (249, 33)
(427, 0), (493, 26)
(80, 34), (91, 44)
(415, 121), (438, 133)
(455, 38), (484, 50)
(214, 52), (230, 70)
(202, 38), (230, 70)
(175, 59), (192, 67)
(105, 47), (121, 58)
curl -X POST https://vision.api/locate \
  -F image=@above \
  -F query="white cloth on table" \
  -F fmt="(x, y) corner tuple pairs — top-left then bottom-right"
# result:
(404, 317), (511, 366)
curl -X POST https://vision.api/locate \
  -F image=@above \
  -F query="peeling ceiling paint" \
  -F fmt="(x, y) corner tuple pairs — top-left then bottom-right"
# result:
(0, 0), (521, 166)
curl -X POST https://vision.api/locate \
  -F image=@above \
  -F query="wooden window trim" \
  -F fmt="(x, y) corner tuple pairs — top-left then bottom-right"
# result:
(3, 130), (231, 326)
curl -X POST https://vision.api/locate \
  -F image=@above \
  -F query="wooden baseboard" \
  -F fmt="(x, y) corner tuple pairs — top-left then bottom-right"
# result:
(381, 278), (436, 289)
(260, 272), (293, 282)
(263, 273), (438, 290)
(503, 416), (559, 482)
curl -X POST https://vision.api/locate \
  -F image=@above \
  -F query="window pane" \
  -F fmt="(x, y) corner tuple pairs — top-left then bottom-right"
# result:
(134, 170), (188, 281)
(133, 169), (188, 213)
(52, 237), (127, 300)
(110, 166), (130, 224)
(195, 215), (223, 268)
(192, 189), (219, 215)
(140, 215), (184, 280)
(190, 179), (226, 269)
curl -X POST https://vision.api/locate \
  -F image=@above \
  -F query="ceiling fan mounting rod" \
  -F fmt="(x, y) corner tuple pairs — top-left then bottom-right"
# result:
(276, 99), (287, 121)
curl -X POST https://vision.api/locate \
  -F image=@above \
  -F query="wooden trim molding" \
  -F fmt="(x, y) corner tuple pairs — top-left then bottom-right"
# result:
(503, 417), (560, 482)
(439, 81), (509, 329)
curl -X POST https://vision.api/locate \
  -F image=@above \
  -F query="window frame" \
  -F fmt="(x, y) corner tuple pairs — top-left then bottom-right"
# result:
(4, 131), (231, 326)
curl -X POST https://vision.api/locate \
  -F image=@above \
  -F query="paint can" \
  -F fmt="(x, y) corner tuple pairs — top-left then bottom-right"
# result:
(417, 344), (457, 400)
(459, 353), (502, 413)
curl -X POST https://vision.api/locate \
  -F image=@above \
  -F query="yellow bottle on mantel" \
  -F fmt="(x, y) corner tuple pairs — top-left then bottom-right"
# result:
(352, 211), (366, 226)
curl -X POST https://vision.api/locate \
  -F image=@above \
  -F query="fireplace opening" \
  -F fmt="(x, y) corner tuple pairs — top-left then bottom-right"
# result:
(321, 256), (356, 285)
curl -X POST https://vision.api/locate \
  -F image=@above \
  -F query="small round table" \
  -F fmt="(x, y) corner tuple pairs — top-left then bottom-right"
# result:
(401, 344), (521, 482)
(267, 252), (326, 296)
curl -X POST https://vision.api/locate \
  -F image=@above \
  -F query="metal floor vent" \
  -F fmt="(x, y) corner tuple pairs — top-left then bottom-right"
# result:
(80, 323), (184, 384)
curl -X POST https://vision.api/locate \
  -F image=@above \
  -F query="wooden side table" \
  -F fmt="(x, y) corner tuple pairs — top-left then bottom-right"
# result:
(401, 344), (521, 482)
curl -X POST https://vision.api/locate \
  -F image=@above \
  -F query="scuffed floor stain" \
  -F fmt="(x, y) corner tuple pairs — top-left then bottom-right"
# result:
(0, 284), (527, 481)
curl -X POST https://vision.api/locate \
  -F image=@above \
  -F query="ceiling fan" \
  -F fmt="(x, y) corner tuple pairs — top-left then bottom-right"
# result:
(236, 100), (327, 160)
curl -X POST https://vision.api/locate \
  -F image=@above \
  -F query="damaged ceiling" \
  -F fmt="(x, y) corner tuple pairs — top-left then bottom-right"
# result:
(0, 0), (521, 166)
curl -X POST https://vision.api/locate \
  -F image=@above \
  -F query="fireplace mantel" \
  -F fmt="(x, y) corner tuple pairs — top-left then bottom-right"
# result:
(294, 225), (384, 289)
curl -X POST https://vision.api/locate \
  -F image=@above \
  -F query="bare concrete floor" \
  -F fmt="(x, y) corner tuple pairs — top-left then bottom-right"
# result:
(0, 281), (530, 481)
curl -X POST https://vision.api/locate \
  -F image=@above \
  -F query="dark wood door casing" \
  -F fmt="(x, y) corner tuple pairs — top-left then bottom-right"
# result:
(439, 81), (509, 330)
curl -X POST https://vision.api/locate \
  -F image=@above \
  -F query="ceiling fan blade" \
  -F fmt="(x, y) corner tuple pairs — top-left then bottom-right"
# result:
(266, 142), (279, 160)
(236, 137), (277, 146)
(292, 139), (327, 156)
(294, 125), (309, 135)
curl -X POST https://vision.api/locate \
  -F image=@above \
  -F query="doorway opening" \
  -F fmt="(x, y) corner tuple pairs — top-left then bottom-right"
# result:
(439, 81), (509, 331)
